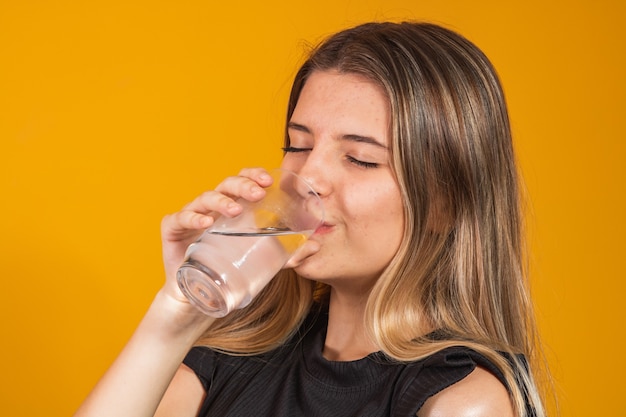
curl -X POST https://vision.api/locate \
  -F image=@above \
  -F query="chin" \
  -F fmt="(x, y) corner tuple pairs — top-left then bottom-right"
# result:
(293, 257), (326, 280)
(293, 263), (316, 279)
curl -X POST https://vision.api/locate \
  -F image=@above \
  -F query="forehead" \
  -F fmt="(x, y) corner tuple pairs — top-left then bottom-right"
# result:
(291, 70), (391, 141)
(297, 70), (387, 105)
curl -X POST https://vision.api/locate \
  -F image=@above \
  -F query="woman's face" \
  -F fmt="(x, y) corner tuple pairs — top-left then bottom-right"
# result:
(282, 70), (404, 290)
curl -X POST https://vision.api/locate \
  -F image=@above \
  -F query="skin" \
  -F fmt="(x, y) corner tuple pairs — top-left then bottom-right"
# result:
(282, 70), (405, 360)
(418, 367), (515, 417)
(73, 70), (514, 417)
(283, 70), (404, 288)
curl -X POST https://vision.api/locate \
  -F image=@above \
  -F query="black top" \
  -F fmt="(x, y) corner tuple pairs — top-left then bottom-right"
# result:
(184, 309), (515, 417)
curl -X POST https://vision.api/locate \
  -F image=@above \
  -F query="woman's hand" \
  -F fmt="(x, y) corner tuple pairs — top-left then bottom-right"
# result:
(159, 168), (274, 309)
(72, 168), (275, 417)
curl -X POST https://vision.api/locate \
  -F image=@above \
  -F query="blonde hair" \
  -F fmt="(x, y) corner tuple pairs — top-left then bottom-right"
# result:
(197, 21), (548, 417)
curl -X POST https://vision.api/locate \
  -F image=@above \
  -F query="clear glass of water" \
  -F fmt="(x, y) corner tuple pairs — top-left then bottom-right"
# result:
(176, 168), (324, 317)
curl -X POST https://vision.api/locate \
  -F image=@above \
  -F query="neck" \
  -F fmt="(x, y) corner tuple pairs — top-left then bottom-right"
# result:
(323, 286), (379, 361)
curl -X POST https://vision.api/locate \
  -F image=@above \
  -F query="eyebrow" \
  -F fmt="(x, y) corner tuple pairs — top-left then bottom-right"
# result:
(287, 122), (388, 149)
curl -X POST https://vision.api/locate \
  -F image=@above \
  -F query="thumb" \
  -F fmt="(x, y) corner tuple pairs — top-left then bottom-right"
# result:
(283, 240), (321, 269)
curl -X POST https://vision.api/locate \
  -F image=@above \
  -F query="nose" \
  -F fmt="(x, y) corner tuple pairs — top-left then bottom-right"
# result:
(294, 172), (320, 201)
(294, 158), (328, 227)
(294, 150), (331, 199)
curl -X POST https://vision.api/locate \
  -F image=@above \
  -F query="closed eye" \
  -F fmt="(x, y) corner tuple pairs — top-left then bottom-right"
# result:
(282, 146), (311, 153)
(346, 155), (379, 169)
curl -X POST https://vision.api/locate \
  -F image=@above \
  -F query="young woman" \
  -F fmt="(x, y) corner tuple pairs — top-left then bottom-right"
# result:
(74, 21), (547, 417)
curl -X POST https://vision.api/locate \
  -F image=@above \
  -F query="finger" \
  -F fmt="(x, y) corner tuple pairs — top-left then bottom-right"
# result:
(283, 239), (321, 269)
(183, 168), (274, 215)
(214, 168), (274, 199)
(214, 175), (267, 203)
(161, 210), (214, 241)
(182, 190), (243, 218)
(237, 167), (274, 188)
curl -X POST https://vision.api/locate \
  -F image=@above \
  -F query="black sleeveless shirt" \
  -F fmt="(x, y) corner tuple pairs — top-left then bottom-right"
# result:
(183, 310), (516, 417)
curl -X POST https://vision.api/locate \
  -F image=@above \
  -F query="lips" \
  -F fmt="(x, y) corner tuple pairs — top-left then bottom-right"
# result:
(313, 223), (334, 235)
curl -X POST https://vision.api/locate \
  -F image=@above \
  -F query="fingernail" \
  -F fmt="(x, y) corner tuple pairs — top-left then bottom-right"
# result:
(227, 202), (241, 213)
(251, 186), (263, 196)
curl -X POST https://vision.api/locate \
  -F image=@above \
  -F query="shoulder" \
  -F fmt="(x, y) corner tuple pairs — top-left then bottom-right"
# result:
(417, 365), (514, 417)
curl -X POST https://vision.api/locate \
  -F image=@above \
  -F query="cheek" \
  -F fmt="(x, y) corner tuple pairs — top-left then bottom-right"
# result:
(374, 184), (405, 242)
(350, 184), (404, 235)
(279, 157), (299, 172)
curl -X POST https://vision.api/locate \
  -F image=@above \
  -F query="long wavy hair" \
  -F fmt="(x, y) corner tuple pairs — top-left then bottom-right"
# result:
(197, 21), (547, 417)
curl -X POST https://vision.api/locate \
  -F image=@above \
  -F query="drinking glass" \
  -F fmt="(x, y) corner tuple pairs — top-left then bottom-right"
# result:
(177, 169), (324, 317)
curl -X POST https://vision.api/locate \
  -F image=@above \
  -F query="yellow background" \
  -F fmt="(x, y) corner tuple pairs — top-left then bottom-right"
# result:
(1, 0), (624, 415)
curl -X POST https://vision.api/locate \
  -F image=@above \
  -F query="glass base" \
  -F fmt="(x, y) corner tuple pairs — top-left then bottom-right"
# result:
(177, 259), (230, 317)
